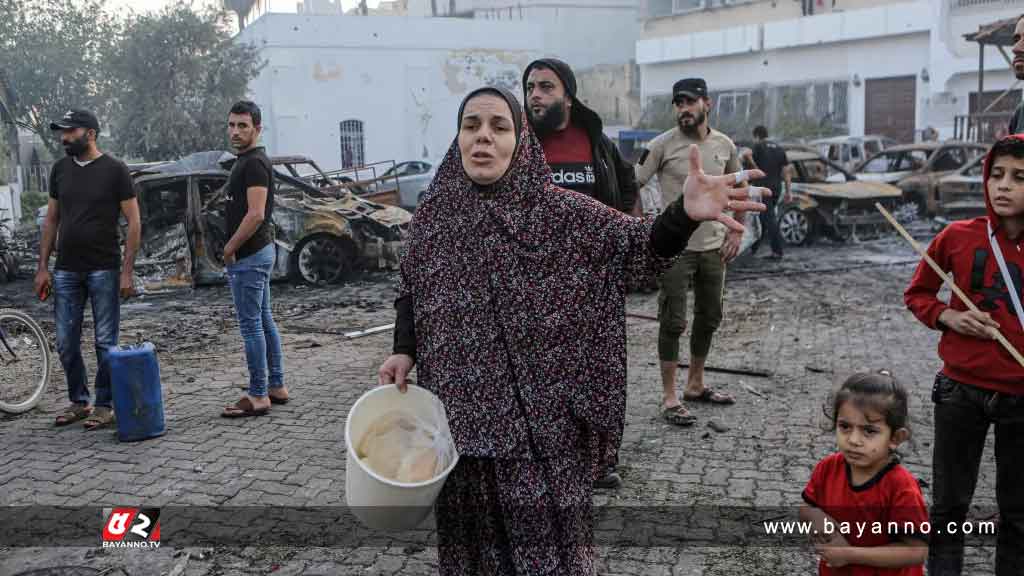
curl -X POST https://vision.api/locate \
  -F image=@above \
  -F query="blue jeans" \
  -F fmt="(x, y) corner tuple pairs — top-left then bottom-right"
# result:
(53, 269), (120, 408)
(227, 244), (284, 397)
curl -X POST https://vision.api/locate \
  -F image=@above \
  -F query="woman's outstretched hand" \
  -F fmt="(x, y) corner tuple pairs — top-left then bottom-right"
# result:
(682, 144), (770, 232)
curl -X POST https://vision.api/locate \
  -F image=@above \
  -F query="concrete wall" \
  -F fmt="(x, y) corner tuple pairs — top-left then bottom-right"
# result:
(641, 0), (904, 39)
(474, 1), (641, 70)
(640, 32), (930, 119)
(637, 0), (1024, 141)
(237, 14), (543, 170)
(577, 61), (642, 126)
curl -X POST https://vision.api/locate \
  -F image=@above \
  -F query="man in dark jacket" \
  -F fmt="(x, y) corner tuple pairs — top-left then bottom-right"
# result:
(523, 58), (638, 490)
(523, 58), (638, 214)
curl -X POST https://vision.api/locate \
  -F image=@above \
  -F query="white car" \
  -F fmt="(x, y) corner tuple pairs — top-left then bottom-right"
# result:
(379, 161), (435, 210)
(811, 135), (897, 173)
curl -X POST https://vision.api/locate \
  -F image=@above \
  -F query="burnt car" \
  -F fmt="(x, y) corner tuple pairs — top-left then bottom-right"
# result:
(128, 151), (411, 291)
(810, 135), (897, 172)
(776, 147), (903, 246)
(934, 154), (985, 228)
(854, 141), (986, 219)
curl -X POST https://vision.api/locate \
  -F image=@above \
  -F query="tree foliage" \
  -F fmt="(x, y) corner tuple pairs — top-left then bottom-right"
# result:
(0, 0), (121, 157)
(109, 3), (263, 160)
(0, 0), (263, 162)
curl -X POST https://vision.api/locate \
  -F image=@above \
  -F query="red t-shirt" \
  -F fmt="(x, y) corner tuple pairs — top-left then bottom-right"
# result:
(802, 453), (928, 576)
(539, 123), (595, 197)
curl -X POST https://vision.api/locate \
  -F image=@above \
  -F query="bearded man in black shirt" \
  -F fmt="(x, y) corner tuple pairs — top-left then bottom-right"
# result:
(36, 109), (141, 430)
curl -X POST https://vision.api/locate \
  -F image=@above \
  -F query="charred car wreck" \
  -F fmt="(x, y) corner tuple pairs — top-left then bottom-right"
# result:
(128, 151), (411, 290)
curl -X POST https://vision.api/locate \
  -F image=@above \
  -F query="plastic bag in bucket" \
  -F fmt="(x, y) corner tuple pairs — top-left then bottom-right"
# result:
(345, 384), (459, 531)
(357, 406), (456, 483)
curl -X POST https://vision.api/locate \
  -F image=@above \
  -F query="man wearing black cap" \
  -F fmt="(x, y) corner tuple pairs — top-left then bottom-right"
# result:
(523, 58), (638, 213)
(523, 58), (639, 490)
(35, 109), (141, 430)
(636, 78), (743, 428)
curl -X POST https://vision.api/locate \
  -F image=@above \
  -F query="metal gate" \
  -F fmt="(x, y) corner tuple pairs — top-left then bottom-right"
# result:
(865, 76), (917, 144)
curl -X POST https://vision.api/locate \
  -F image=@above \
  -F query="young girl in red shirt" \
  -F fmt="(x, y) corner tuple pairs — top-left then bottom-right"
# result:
(800, 370), (929, 575)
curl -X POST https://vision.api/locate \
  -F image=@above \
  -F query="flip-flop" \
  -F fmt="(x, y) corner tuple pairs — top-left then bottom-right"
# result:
(83, 407), (115, 431)
(661, 404), (697, 427)
(268, 390), (290, 405)
(683, 388), (736, 405)
(221, 397), (270, 418)
(55, 404), (93, 427)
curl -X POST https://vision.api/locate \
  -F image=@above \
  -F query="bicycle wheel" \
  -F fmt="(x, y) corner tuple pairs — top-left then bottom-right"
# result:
(0, 309), (51, 413)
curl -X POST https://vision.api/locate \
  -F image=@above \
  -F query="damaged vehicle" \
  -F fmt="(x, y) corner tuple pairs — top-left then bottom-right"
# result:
(811, 135), (897, 172)
(854, 141), (986, 219)
(934, 154), (985, 228)
(777, 148), (904, 246)
(127, 151), (411, 291)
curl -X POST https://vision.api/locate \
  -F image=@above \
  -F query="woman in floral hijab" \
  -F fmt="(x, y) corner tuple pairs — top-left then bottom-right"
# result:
(378, 86), (766, 575)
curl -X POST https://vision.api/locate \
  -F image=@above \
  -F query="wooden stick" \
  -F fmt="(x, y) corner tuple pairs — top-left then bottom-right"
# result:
(876, 203), (1024, 368)
(678, 362), (772, 379)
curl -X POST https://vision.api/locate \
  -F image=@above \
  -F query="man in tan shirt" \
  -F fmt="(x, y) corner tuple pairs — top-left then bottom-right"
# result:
(636, 78), (743, 426)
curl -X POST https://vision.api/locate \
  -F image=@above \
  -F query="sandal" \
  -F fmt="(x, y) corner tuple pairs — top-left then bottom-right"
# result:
(683, 388), (736, 405)
(55, 404), (93, 427)
(661, 404), (697, 427)
(221, 397), (270, 418)
(268, 389), (290, 405)
(83, 407), (115, 431)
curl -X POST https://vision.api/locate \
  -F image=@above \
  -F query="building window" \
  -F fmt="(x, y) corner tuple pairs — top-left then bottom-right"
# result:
(717, 91), (751, 123)
(339, 119), (365, 169)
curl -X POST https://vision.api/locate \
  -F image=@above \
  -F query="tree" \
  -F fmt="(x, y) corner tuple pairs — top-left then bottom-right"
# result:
(108, 2), (263, 161)
(0, 0), (121, 158)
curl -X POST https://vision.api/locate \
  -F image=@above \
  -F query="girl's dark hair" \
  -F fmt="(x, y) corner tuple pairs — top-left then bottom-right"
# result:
(825, 370), (909, 433)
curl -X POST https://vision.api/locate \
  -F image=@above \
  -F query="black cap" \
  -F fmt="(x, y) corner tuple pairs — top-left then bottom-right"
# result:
(672, 78), (708, 101)
(49, 109), (100, 132)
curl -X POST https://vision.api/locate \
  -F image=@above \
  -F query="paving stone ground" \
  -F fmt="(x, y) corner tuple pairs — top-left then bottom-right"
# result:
(0, 235), (1002, 575)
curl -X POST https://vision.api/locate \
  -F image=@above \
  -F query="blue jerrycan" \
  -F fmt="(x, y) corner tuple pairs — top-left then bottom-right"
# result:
(109, 342), (165, 442)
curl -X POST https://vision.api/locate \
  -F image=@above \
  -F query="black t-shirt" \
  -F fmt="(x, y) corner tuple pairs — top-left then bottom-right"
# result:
(751, 140), (789, 192)
(49, 154), (136, 272)
(226, 147), (275, 259)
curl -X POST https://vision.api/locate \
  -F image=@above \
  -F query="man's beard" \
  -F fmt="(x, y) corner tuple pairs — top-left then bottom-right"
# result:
(527, 100), (568, 139)
(231, 136), (253, 151)
(63, 135), (89, 157)
(677, 110), (706, 138)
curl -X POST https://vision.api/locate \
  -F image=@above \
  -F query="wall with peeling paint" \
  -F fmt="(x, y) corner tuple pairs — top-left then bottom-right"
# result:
(236, 15), (543, 171)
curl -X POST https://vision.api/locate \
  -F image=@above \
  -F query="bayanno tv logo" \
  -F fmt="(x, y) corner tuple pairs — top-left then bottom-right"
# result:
(101, 507), (161, 549)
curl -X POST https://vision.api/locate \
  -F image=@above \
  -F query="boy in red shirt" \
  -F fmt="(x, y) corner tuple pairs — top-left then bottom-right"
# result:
(905, 135), (1024, 575)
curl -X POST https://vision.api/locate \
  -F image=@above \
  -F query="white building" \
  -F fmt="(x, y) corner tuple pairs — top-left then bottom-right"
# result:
(471, 0), (641, 70)
(635, 0), (1024, 143)
(228, 0), (641, 70)
(234, 14), (543, 170)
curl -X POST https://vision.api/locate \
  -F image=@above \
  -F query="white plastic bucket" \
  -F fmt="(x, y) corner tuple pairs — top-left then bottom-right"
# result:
(345, 384), (459, 531)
